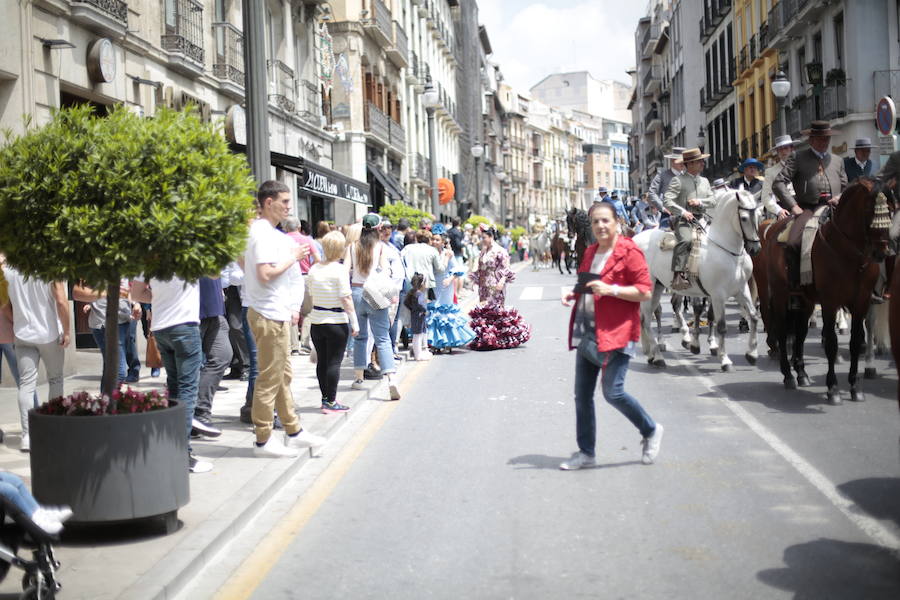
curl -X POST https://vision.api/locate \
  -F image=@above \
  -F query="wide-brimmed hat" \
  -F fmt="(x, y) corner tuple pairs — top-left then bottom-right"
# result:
(712, 177), (728, 189)
(802, 120), (835, 137)
(738, 158), (765, 173)
(852, 137), (874, 149)
(771, 135), (797, 151)
(681, 147), (710, 163)
(597, 186), (608, 194)
(664, 146), (686, 160)
(361, 213), (382, 229)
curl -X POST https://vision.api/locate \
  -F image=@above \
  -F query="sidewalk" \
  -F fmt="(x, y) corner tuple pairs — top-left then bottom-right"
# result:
(0, 334), (419, 600)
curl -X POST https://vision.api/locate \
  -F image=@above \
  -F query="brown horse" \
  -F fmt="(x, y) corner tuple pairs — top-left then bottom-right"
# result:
(550, 231), (571, 274)
(752, 218), (777, 356)
(761, 179), (891, 404)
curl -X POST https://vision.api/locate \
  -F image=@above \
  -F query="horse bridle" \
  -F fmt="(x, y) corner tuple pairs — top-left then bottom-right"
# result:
(705, 192), (760, 257)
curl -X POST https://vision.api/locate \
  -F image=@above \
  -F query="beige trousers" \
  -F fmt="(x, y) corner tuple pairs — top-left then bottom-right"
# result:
(248, 308), (301, 442)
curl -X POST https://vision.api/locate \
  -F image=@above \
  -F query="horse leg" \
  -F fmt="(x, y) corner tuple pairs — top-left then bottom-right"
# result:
(671, 293), (684, 334)
(864, 305), (877, 379)
(689, 297), (703, 355)
(773, 306), (796, 388)
(653, 304), (666, 352)
(737, 284), (759, 366)
(707, 300), (719, 356)
(820, 306), (842, 405)
(848, 314), (867, 402)
(641, 282), (667, 367)
(709, 296), (732, 371)
(792, 305), (813, 388)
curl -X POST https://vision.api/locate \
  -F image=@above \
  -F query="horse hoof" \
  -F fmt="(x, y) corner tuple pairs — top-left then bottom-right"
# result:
(721, 363), (733, 372)
(651, 359), (667, 368)
(681, 340), (690, 349)
(690, 345), (700, 355)
(745, 353), (757, 366)
(710, 348), (719, 357)
(864, 367), (877, 379)
(850, 389), (866, 402)
(784, 377), (797, 390)
(827, 390), (843, 405)
(798, 375), (812, 387)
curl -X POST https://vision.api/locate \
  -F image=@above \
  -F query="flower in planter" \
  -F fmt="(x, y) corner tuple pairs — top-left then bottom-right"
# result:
(38, 387), (168, 417)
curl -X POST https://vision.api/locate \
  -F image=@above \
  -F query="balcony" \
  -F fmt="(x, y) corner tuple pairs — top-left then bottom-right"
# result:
(822, 83), (847, 120)
(365, 102), (391, 146)
(386, 21), (409, 68)
(767, 0), (830, 49)
(212, 23), (244, 99)
(641, 24), (660, 58)
(532, 179), (543, 190)
(412, 153), (429, 184)
(70, 0), (128, 37)
(364, 0), (393, 47)
(511, 168), (528, 182)
(749, 34), (758, 64)
(297, 80), (321, 125)
(531, 146), (543, 162)
(389, 119), (406, 155)
(161, 0), (205, 76)
(268, 60), (295, 113)
(642, 66), (661, 96)
(645, 147), (662, 169)
(758, 22), (769, 52)
(786, 96), (812, 139)
(644, 108), (661, 132)
(737, 46), (748, 75)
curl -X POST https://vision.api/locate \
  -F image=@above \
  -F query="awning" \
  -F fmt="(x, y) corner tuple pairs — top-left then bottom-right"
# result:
(367, 162), (407, 202)
(231, 143), (370, 205)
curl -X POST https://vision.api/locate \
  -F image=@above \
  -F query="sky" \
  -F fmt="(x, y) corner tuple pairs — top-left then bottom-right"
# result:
(478, 0), (649, 93)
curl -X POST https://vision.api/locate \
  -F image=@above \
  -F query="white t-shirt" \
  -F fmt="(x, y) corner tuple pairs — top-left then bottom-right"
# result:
(137, 275), (200, 332)
(306, 261), (351, 325)
(2, 266), (63, 344)
(244, 218), (303, 322)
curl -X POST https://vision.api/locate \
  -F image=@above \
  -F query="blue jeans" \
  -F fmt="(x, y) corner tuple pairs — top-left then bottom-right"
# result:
(241, 307), (258, 403)
(351, 286), (395, 373)
(153, 323), (202, 445)
(0, 344), (36, 404)
(91, 321), (131, 383)
(125, 319), (140, 379)
(574, 340), (656, 457)
(0, 472), (38, 516)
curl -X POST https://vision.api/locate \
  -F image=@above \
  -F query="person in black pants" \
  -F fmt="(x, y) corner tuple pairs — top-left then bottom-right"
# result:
(306, 231), (359, 412)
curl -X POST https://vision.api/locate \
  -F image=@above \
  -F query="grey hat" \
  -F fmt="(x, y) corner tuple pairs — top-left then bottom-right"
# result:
(852, 137), (874, 149)
(664, 146), (686, 160)
(771, 135), (797, 150)
(712, 177), (728, 189)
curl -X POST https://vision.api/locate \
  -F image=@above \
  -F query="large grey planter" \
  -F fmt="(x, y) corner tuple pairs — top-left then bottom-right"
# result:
(29, 402), (189, 528)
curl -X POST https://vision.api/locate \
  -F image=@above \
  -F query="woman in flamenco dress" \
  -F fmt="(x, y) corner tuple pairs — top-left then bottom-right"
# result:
(468, 224), (531, 350)
(425, 225), (476, 353)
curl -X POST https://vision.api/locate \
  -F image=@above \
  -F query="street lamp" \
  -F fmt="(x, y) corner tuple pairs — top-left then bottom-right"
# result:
(422, 82), (442, 218)
(772, 70), (791, 137)
(470, 144), (484, 216)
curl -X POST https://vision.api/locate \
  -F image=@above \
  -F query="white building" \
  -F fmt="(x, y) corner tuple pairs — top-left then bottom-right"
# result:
(530, 71), (632, 123)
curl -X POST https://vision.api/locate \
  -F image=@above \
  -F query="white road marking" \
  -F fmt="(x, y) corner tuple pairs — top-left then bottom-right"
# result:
(689, 369), (900, 550)
(519, 286), (543, 301)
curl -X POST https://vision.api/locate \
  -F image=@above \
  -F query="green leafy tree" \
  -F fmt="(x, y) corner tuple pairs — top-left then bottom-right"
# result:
(378, 202), (433, 226)
(508, 226), (527, 244)
(0, 106), (255, 399)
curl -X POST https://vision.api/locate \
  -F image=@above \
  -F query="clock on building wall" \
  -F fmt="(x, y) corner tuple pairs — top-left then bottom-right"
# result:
(87, 38), (116, 84)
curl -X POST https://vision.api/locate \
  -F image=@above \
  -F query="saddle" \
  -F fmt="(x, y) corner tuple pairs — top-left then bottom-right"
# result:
(658, 222), (707, 277)
(775, 205), (829, 285)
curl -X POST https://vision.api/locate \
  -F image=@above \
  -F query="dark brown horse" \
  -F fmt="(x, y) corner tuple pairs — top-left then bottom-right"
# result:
(566, 207), (593, 269)
(550, 231), (570, 274)
(752, 218), (777, 356)
(761, 179), (891, 404)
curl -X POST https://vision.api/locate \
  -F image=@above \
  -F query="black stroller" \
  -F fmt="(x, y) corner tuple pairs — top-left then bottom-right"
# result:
(0, 498), (61, 599)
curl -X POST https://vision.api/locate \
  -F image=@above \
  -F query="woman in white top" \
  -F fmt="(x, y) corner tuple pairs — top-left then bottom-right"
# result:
(307, 231), (359, 412)
(344, 214), (400, 400)
(1, 265), (70, 452)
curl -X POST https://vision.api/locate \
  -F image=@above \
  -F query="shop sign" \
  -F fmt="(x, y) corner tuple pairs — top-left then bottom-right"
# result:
(299, 163), (369, 206)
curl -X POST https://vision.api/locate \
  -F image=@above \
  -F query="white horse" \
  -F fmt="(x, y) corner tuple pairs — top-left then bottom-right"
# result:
(634, 188), (761, 371)
(530, 231), (551, 270)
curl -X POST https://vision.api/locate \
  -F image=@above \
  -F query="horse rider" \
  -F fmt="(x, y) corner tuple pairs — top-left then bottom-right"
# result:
(844, 137), (875, 184)
(731, 158), (765, 200)
(762, 135), (795, 221)
(648, 147), (685, 218)
(772, 120), (848, 289)
(663, 147), (717, 291)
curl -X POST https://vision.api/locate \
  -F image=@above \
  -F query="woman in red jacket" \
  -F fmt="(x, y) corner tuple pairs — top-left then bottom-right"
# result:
(561, 202), (664, 470)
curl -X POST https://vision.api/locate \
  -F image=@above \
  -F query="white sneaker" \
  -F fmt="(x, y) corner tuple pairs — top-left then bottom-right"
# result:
(350, 379), (366, 390)
(189, 452), (213, 473)
(31, 508), (63, 535)
(43, 505), (73, 523)
(253, 436), (299, 458)
(641, 424), (664, 465)
(560, 451), (597, 470)
(20, 434), (29, 453)
(284, 429), (326, 450)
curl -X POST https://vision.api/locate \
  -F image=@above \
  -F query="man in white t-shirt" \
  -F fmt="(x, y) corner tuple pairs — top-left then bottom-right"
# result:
(131, 275), (211, 474)
(245, 180), (325, 458)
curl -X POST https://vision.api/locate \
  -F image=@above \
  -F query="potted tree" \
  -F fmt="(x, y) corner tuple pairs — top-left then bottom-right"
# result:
(0, 106), (254, 528)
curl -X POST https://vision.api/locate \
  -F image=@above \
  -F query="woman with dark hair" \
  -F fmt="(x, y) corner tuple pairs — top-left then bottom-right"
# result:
(560, 202), (663, 470)
(468, 224), (531, 350)
(345, 214), (400, 400)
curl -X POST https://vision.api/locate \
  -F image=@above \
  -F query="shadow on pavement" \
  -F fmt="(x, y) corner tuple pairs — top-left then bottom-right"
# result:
(58, 516), (182, 547)
(507, 454), (641, 470)
(757, 538), (900, 598)
(707, 382), (830, 415)
(837, 477), (900, 530)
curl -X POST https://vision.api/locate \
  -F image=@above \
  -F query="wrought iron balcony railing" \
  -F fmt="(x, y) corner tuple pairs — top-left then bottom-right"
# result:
(212, 22), (244, 87)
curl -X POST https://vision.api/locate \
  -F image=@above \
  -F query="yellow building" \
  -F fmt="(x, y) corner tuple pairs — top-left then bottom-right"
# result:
(733, 0), (780, 162)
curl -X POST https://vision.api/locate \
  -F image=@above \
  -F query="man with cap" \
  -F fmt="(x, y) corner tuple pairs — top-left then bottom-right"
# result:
(772, 121), (848, 287)
(762, 135), (796, 220)
(648, 147), (685, 214)
(844, 138), (874, 183)
(663, 148), (716, 290)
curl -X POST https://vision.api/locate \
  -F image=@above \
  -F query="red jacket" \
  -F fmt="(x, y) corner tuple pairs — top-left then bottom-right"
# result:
(567, 237), (652, 353)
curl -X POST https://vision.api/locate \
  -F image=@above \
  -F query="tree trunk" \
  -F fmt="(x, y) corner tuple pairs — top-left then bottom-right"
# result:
(101, 279), (121, 403)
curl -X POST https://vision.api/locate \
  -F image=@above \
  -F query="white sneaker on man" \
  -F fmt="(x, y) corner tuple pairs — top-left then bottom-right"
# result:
(559, 451), (597, 470)
(284, 429), (326, 450)
(253, 436), (299, 458)
(641, 424), (664, 464)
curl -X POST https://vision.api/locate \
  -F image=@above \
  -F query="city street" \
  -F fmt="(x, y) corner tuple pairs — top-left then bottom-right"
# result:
(187, 267), (900, 600)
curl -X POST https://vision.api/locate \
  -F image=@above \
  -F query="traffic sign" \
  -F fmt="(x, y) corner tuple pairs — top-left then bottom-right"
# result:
(876, 96), (896, 136)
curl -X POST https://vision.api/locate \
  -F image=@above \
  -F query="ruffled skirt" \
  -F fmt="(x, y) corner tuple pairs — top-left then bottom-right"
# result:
(426, 302), (476, 348)
(468, 302), (532, 350)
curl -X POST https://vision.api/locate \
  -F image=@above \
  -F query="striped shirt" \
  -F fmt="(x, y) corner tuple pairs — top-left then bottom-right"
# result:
(306, 261), (351, 325)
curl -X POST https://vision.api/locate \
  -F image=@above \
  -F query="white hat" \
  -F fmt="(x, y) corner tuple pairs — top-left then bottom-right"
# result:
(852, 137), (874, 149)
(771, 135), (797, 151)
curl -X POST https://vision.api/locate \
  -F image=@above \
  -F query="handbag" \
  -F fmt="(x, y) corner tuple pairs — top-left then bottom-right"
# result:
(145, 333), (163, 369)
(353, 244), (399, 310)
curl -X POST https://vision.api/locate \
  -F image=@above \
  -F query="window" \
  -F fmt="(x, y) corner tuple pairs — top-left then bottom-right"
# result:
(834, 14), (844, 70)
(163, 0), (204, 64)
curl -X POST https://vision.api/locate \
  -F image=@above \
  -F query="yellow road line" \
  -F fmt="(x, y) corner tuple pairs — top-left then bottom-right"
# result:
(214, 364), (427, 600)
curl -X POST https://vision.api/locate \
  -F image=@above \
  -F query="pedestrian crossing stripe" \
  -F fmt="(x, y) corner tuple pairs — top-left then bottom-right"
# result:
(519, 286), (543, 300)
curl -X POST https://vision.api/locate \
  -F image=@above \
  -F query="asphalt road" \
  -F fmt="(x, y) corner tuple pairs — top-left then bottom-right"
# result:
(217, 266), (900, 599)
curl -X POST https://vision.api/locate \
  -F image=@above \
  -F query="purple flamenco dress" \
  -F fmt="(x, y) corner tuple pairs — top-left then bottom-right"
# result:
(468, 242), (531, 350)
